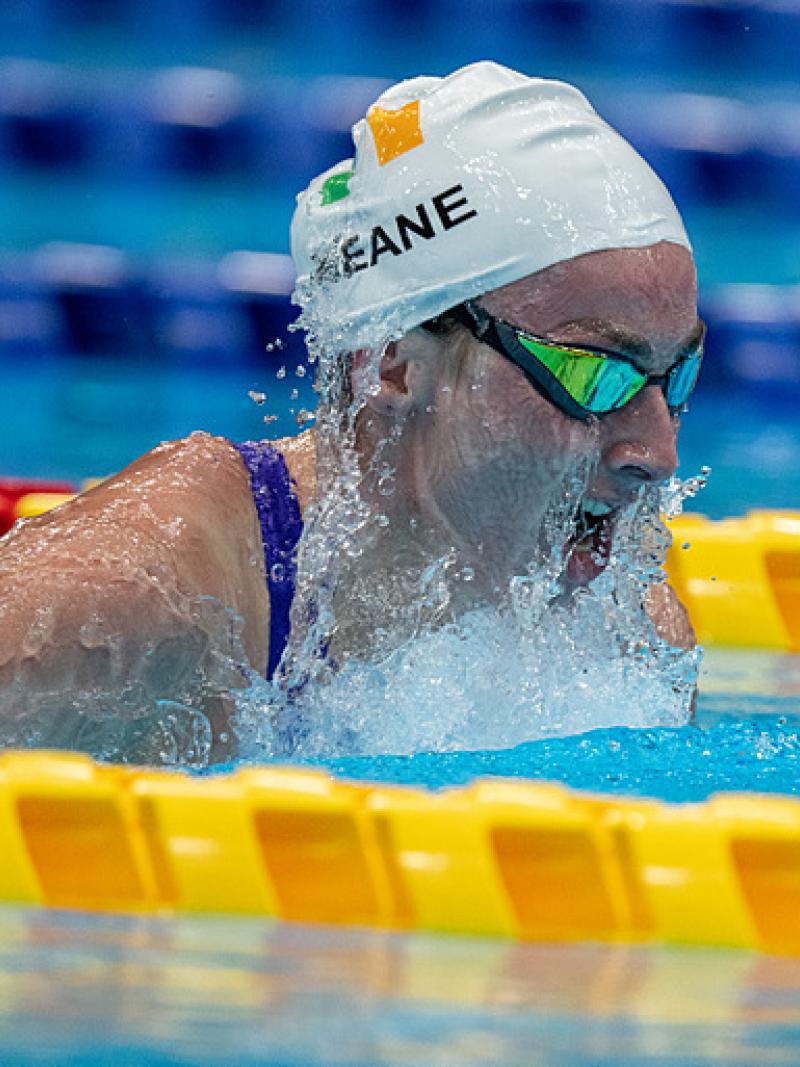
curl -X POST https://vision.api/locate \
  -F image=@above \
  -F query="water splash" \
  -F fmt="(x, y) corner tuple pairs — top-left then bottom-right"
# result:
(233, 482), (701, 761)
(0, 274), (709, 770)
(661, 464), (712, 520)
(231, 280), (706, 763)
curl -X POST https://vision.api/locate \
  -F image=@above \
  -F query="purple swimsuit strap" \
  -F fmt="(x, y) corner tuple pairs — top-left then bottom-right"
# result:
(232, 440), (303, 679)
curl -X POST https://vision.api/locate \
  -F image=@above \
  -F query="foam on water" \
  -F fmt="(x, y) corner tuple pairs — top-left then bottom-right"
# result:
(237, 601), (698, 759)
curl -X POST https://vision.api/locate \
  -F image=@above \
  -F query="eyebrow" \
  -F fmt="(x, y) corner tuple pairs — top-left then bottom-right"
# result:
(549, 317), (706, 360)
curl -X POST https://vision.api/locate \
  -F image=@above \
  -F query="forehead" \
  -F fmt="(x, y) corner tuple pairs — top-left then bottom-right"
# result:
(480, 242), (698, 361)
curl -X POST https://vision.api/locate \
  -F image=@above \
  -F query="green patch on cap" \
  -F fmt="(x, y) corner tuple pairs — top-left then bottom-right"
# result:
(320, 169), (353, 206)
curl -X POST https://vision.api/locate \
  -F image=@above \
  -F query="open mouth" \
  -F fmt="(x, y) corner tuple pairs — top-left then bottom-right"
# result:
(564, 499), (617, 586)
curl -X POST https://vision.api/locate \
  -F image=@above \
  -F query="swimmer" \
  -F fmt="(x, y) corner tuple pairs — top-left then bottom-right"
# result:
(0, 63), (699, 759)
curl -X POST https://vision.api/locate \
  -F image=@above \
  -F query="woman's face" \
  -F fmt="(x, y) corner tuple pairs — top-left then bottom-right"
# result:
(410, 241), (700, 587)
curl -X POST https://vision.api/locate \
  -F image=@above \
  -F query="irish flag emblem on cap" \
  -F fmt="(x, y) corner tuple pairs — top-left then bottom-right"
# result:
(367, 101), (424, 166)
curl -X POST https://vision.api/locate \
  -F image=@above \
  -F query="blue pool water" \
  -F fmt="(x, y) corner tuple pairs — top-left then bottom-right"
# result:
(312, 708), (800, 801)
(6, 353), (800, 801)
(259, 649), (800, 801)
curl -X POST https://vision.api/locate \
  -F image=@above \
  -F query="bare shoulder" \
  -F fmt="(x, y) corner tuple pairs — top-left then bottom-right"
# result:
(0, 431), (269, 675)
(81, 431), (253, 518)
(270, 430), (317, 515)
(7, 432), (259, 585)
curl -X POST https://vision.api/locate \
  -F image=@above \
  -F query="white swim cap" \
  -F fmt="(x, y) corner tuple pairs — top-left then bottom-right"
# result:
(291, 61), (691, 347)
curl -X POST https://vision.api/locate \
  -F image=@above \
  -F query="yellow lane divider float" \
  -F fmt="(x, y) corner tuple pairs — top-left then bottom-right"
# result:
(4, 499), (800, 948)
(666, 510), (800, 649)
(0, 750), (800, 954)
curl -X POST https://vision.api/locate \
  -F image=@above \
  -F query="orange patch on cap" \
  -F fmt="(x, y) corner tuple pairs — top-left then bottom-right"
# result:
(366, 100), (424, 166)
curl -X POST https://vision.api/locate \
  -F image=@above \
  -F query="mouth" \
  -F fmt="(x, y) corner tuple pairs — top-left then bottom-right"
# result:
(564, 497), (618, 586)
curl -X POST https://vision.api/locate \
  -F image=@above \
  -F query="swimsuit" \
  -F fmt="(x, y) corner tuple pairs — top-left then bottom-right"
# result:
(232, 440), (303, 679)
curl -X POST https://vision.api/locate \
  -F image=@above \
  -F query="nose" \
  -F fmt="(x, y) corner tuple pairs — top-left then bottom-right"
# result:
(599, 384), (678, 491)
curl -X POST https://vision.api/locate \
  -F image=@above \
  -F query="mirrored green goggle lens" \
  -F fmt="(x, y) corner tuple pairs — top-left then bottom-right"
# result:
(664, 352), (702, 409)
(518, 336), (702, 415)
(518, 336), (645, 413)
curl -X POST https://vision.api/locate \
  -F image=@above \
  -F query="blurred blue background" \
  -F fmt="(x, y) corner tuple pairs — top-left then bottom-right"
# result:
(1, 0), (799, 492)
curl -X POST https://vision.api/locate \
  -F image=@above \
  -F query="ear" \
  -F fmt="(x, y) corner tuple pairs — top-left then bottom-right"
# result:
(353, 331), (439, 419)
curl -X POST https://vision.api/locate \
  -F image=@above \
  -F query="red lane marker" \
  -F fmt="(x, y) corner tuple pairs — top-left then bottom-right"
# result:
(0, 479), (77, 536)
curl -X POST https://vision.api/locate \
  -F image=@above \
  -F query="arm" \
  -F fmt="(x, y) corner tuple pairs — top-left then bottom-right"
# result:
(645, 581), (696, 652)
(0, 432), (269, 760)
(645, 580), (698, 723)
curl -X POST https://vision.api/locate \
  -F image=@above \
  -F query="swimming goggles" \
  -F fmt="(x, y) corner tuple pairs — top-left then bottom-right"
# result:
(451, 301), (704, 421)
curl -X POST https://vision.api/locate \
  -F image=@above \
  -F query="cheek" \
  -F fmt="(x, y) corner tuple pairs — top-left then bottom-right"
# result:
(428, 356), (597, 518)
(463, 356), (594, 478)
